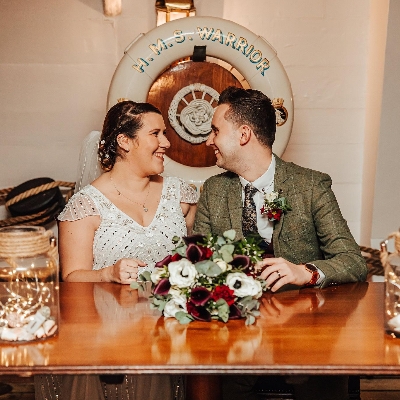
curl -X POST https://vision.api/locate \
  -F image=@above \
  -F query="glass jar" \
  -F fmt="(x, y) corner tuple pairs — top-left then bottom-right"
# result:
(381, 231), (400, 337)
(0, 226), (59, 342)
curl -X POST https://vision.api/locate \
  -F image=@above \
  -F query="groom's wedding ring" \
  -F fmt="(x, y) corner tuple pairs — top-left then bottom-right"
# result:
(277, 271), (281, 278)
(127, 272), (132, 279)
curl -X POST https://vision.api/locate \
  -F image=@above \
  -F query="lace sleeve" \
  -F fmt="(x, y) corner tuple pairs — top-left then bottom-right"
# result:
(57, 190), (100, 222)
(179, 179), (199, 204)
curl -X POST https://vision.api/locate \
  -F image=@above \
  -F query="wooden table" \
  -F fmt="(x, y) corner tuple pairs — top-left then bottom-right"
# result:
(0, 282), (399, 376)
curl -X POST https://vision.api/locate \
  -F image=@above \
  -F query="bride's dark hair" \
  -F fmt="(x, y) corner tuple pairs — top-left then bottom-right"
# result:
(98, 101), (162, 171)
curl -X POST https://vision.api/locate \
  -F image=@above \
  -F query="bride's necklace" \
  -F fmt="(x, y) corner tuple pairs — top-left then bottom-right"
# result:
(109, 174), (151, 212)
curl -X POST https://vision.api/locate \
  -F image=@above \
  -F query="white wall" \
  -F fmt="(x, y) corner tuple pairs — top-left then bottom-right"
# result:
(370, 0), (400, 249)
(0, 0), (390, 244)
(0, 0), (155, 187)
(220, 0), (373, 242)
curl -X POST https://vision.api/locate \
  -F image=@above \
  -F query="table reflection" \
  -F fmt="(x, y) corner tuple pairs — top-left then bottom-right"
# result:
(0, 341), (54, 367)
(87, 282), (368, 367)
(1, 282), (393, 375)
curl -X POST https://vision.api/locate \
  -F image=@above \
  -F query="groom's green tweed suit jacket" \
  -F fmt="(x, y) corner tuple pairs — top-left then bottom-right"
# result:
(193, 156), (367, 288)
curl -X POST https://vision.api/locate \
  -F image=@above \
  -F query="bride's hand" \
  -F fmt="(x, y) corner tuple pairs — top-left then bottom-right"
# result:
(103, 258), (147, 284)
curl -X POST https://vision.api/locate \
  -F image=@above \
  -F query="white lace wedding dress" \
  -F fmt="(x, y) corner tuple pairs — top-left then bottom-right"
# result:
(34, 176), (198, 400)
(58, 176), (197, 273)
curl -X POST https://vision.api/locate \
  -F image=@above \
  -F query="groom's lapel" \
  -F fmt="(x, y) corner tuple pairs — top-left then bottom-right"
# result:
(226, 175), (243, 236)
(272, 156), (292, 239)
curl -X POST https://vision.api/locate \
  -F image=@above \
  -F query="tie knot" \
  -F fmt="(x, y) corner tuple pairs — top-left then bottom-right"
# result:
(245, 184), (258, 197)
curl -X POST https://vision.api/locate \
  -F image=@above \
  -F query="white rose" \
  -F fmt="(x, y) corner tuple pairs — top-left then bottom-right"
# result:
(168, 259), (197, 288)
(214, 258), (229, 273)
(163, 298), (187, 318)
(150, 268), (165, 284)
(225, 272), (262, 298)
(265, 191), (278, 202)
(168, 288), (188, 308)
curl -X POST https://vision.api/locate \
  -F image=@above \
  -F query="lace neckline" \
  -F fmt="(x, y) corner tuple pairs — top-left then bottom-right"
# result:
(89, 177), (168, 229)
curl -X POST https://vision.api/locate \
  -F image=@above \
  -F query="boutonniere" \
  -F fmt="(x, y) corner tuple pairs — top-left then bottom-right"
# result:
(260, 190), (291, 222)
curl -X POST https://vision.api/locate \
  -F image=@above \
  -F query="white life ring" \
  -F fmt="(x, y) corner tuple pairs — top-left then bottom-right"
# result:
(107, 16), (293, 189)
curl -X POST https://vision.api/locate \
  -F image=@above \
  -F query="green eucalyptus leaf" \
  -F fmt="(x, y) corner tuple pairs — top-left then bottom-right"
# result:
(216, 236), (227, 246)
(215, 298), (228, 307)
(238, 296), (253, 307)
(223, 229), (236, 241)
(139, 271), (151, 282)
(244, 299), (259, 311)
(196, 260), (222, 277)
(245, 314), (256, 325)
(152, 298), (167, 312)
(220, 244), (234, 255)
(175, 311), (194, 325)
(216, 299), (229, 323)
(207, 263), (223, 277)
(218, 308), (229, 323)
(220, 251), (233, 263)
(176, 245), (187, 257)
(195, 260), (213, 274)
(130, 282), (140, 290)
(172, 236), (181, 244)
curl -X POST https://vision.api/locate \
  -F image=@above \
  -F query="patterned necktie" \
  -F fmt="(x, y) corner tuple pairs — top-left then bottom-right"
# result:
(242, 183), (259, 237)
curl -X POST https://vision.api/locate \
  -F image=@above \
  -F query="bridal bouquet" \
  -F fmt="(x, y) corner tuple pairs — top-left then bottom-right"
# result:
(131, 230), (267, 325)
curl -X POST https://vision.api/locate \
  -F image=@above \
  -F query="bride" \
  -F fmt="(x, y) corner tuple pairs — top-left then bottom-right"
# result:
(35, 100), (198, 400)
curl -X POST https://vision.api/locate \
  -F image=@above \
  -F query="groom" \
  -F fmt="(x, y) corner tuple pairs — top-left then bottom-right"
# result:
(193, 86), (367, 399)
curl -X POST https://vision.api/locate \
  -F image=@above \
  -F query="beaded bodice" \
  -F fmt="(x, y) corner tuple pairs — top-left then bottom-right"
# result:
(58, 176), (198, 273)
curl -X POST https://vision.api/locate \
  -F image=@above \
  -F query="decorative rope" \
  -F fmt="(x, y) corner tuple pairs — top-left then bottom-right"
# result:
(0, 228), (54, 258)
(360, 245), (386, 276)
(0, 181), (75, 228)
(0, 187), (13, 203)
(5, 181), (75, 207)
(0, 227), (58, 277)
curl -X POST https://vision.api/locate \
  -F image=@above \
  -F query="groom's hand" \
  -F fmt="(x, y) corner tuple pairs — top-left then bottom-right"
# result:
(257, 257), (312, 292)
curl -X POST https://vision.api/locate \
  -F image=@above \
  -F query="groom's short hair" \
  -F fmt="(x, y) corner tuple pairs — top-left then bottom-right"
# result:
(218, 86), (276, 148)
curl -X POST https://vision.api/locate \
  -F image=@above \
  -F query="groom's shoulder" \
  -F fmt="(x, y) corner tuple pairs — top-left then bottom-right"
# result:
(277, 157), (331, 182)
(202, 171), (239, 190)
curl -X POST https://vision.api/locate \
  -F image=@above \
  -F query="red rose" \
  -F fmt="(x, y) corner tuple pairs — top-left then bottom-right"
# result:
(273, 209), (283, 221)
(267, 209), (283, 221)
(200, 246), (213, 260)
(211, 285), (235, 306)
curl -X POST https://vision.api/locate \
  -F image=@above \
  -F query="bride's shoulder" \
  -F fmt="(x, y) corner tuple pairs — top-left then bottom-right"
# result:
(162, 176), (198, 204)
(58, 185), (100, 221)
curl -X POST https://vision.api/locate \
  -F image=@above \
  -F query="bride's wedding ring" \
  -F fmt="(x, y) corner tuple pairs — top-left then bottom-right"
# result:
(277, 271), (281, 278)
(127, 272), (132, 279)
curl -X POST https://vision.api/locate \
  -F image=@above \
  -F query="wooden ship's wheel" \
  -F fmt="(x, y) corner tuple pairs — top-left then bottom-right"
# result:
(147, 60), (244, 168)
